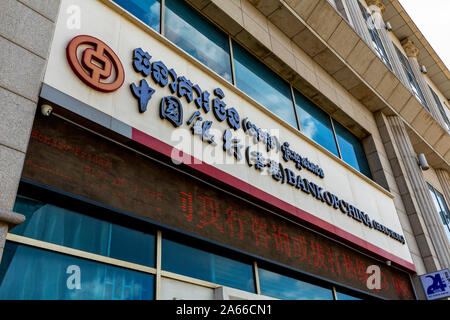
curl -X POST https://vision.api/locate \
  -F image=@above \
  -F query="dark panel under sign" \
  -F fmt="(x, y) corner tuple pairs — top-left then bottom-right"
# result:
(22, 115), (414, 300)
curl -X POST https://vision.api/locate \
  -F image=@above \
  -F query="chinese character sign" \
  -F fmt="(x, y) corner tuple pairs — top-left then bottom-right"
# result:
(22, 116), (414, 300)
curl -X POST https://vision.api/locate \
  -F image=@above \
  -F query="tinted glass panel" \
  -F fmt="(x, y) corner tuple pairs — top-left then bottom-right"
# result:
(336, 291), (361, 300)
(333, 121), (372, 178)
(162, 238), (255, 292)
(428, 184), (450, 242)
(429, 86), (450, 129)
(357, 1), (391, 70)
(435, 191), (450, 242)
(12, 196), (156, 267)
(0, 242), (154, 300)
(394, 46), (428, 110)
(165, 0), (232, 82)
(259, 268), (333, 300)
(233, 41), (298, 128)
(294, 89), (339, 156)
(113, 0), (160, 32)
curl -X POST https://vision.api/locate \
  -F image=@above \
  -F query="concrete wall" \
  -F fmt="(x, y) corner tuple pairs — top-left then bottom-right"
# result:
(0, 0), (61, 261)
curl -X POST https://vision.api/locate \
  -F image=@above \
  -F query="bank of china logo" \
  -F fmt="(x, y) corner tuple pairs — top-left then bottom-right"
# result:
(66, 35), (125, 92)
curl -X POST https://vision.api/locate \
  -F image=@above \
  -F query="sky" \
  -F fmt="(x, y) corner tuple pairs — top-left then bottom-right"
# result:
(398, 0), (450, 70)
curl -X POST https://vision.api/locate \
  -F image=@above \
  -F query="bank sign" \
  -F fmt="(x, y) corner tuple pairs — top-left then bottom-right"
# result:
(65, 34), (406, 246)
(42, 0), (414, 271)
(420, 269), (450, 300)
(127, 44), (407, 245)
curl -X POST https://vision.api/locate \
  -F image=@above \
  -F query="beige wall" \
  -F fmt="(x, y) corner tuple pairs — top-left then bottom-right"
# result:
(423, 167), (445, 195)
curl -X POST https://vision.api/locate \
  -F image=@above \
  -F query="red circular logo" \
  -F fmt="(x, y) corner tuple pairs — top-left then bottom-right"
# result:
(66, 35), (125, 92)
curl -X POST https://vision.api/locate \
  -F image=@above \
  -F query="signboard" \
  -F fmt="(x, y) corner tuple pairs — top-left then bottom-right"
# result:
(420, 269), (450, 300)
(42, 0), (414, 274)
(127, 45), (405, 245)
(22, 116), (414, 300)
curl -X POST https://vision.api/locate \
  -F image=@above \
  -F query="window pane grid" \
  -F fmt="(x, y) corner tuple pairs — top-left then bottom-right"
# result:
(12, 196), (156, 268)
(394, 45), (429, 110)
(429, 85), (450, 129)
(427, 184), (450, 242)
(259, 268), (334, 300)
(161, 238), (256, 293)
(0, 241), (155, 300)
(357, 1), (391, 70)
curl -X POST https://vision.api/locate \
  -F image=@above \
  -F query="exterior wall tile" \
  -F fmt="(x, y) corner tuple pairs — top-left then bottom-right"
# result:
(362, 58), (388, 89)
(284, 0), (320, 21)
(268, 6), (306, 39)
(375, 69), (400, 100)
(434, 134), (450, 160)
(267, 20), (292, 51)
(0, 87), (37, 153)
(0, 36), (45, 102)
(423, 125), (445, 146)
(399, 97), (422, 123)
(291, 28), (326, 57)
(410, 253), (427, 275)
(414, 233), (435, 259)
(241, 0), (269, 32)
(187, 0), (212, 10)
(0, 0), (54, 58)
(346, 40), (376, 76)
(0, 145), (25, 211)
(204, 1), (244, 36)
(387, 82), (413, 111)
(332, 67), (361, 90)
(0, 224), (7, 249)
(247, 0), (280, 16)
(18, 0), (61, 21)
(410, 109), (435, 136)
(313, 49), (346, 75)
(240, 11), (271, 53)
(306, 0), (342, 41)
(403, 230), (421, 256)
(327, 20), (359, 59)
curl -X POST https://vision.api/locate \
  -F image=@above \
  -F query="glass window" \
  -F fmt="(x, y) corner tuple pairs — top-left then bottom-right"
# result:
(394, 46), (429, 110)
(233, 41), (299, 129)
(162, 238), (255, 293)
(294, 89), (339, 157)
(113, 0), (161, 32)
(336, 291), (361, 300)
(329, 0), (350, 23)
(259, 268), (333, 300)
(12, 196), (156, 268)
(164, 0), (232, 82)
(428, 184), (450, 242)
(333, 121), (372, 178)
(0, 242), (154, 300)
(429, 85), (450, 130)
(357, 1), (391, 70)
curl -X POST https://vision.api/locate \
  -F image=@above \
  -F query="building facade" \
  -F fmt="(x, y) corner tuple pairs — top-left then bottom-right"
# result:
(0, 0), (449, 300)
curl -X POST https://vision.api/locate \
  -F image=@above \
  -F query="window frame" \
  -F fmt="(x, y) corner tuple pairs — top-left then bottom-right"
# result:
(429, 85), (450, 130)
(394, 45), (429, 111)
(427, 183), (450, 242)
(6, 180), (381, 300)
(356, 1), (392, 70)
